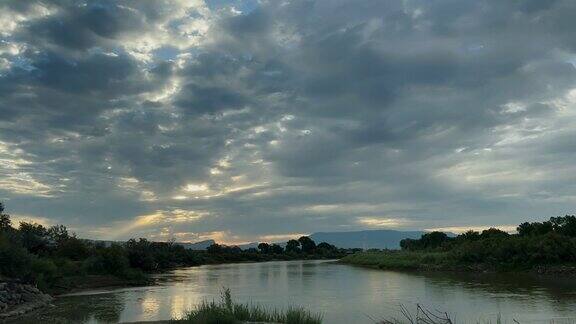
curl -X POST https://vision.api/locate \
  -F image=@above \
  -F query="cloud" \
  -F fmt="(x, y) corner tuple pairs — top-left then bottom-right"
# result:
(357, 217), (413, 228)
(1, 0), (576, 242)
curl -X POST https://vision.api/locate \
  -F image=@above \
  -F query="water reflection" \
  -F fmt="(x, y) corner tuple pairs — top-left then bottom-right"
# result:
(16, 260), (576, 323)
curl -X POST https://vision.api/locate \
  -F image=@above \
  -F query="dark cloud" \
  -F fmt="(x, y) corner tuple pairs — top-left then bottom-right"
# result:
(1, 0), (576, 242)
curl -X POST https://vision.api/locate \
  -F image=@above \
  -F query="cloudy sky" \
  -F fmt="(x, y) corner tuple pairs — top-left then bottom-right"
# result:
(1, 0), (575, 243)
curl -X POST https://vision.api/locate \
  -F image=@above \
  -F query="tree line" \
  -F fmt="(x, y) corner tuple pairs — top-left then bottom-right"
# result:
(0, 203), (344, 293)
(399, 215), (576, 269)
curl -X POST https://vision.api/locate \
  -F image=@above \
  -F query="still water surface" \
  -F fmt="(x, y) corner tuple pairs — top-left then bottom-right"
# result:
(21, 260), (576, 323)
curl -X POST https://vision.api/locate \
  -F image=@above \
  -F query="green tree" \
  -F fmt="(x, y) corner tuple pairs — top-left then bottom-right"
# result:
(550, 215), (576, 236)
(457, 230), (481, 242)
(56, 236), (89, 260)
(420, 231), (450, 249)
(0, 233), (32, 278)
(298, 236), (316, 253)
(258, 242), (271, 254)
(480, 228), (509, 239)
(270, 244), (284, 254)
(19, 222), (50, 254)
(517, 221), (553, 236)
(48, 224), (70, 243)
(285, 239), (300, 253)
(0, 203), (12, 231)
(207, 243), (223, 254)
(399, 238), (421, 251)
(317, 242), (336, 251)
(316, 242), (337, 255)
(84, 244), (131, 277)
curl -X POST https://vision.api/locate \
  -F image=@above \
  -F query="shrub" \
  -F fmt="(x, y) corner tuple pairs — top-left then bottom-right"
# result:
(55, 237), (90, 260)
(0, 233), (33, 278)
(180, 288), (323, 324)
(30, 257), (58, 290)
(83, 244), (131, 276)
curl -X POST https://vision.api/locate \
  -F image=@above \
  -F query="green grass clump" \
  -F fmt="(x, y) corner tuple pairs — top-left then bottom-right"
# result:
(178, 288), (323, 324)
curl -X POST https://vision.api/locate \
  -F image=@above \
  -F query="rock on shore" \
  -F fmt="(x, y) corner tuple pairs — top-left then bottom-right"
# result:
(0, 281), (53, 320)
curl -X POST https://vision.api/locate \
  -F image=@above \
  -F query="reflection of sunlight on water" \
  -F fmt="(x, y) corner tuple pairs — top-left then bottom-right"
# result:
(170, 294), (188, 319)
(141, 293), (160, 315)
(168, 287), (206, 320)
(31, 260), (576, 324)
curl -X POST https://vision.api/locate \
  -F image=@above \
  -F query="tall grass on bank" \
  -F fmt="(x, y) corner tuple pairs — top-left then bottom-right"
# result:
(378, 305), (528, 324)
(177, 288), (323, 324)
(342, 250), (452, 270)
(378, 304), (453, 324)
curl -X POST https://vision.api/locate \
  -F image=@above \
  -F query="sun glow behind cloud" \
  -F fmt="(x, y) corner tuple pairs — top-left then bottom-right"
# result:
(356, 217), (412, 228)
(107, 209), (208, 240)
(0, 141), (54, 197)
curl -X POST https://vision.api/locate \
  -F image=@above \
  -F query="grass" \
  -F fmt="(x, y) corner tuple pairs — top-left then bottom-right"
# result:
(378, 304), (454, 324)
(176, 288), (323, 324)
(341, 250), (453, 271)
(377, 304), (542, 324)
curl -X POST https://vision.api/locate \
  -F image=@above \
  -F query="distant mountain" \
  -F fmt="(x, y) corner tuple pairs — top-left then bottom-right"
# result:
(177, 239), (216, 250)
(309, 230), (428, 249)
(90, 229), (448, 251)
(236, 242), (259, 250)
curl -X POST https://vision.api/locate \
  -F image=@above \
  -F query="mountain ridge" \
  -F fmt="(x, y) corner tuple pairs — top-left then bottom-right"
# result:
(203, 229), (449, 250)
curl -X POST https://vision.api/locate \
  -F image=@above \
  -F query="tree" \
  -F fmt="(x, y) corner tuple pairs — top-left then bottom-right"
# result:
(19, 222), (50, 253)
(0, 203), (11, 231)
(207, 243), (223, 254)
(84, 244), (130, 276)
(457, 230), (481, 242)
(400, 238), (421, 251)
(317, 242), (336, 251)
(316, 242), (337, 255)
(517, 221), (553, 236)
(55, 236), (89, 261)
(270, 244), (284, 254)
(298, 236), (316, 253)
(419, 231), (450, 249)
(285, 239), (300, 253)
(258, 242), (271, 254)
(125, 238), (157, 271)
(48, 224), (70, 243)
(550, 215), (576, 237)
(480, 228), (509, 239)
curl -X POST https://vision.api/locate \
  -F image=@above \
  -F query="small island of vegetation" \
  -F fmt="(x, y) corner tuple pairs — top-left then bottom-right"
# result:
(343, 215), (576, 273)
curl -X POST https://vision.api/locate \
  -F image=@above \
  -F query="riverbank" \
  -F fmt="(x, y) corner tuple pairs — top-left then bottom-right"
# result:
(0, 203), (346, 321)
(341, 219), (576, 276)
(7, 259), (576, 324)
(341, 251), (454, 271)
(49, 274), (150, 296)
(53, 256), (341, 296)
(341, 250), (576, 275)
(1, 258), (339, 321)
(0, 281), (53, 320)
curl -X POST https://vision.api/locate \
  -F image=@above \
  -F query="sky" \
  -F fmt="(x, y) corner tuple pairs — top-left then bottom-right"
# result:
(1, 0), (576, 244)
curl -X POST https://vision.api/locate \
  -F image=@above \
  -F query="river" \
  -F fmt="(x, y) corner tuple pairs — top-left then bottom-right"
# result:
(16, 260), (576, 323)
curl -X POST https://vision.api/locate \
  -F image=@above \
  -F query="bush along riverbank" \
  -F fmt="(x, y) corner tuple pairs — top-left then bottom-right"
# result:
(175, 288), (323, 324)
(0, 202), (346, 318)
(342, 215), (576, 274)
